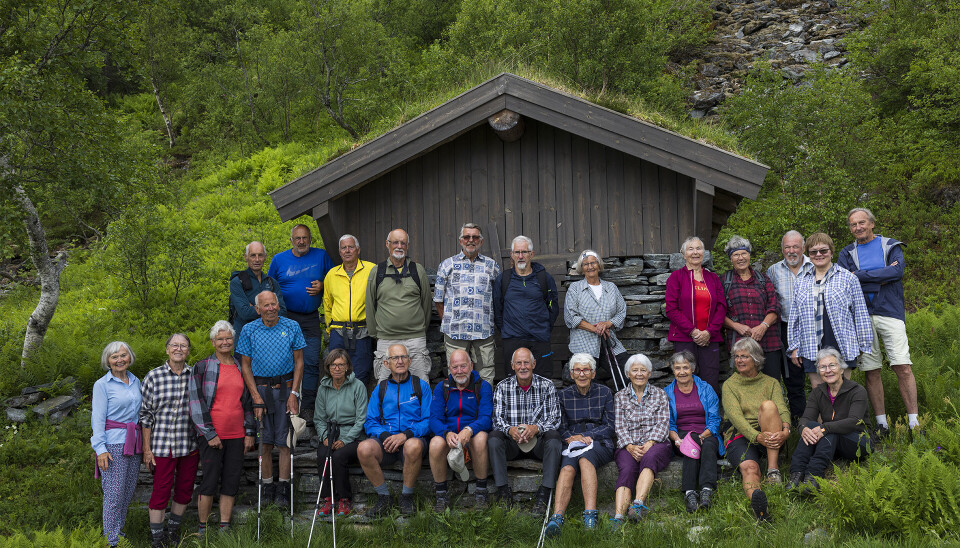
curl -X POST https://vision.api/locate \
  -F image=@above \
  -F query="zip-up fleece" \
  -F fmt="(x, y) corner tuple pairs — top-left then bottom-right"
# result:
(665, 266), (727, 342)
(364, 373), (432, 440)
(323, 260), (375, 332)
(429, 370), (493, 437)
(837, 235), (906, 321)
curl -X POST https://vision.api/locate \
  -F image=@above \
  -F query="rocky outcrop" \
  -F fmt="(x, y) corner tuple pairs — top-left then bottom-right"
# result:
(689, 0), (859, 117)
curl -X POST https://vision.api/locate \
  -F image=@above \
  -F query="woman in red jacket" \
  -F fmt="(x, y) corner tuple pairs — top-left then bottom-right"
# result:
(665, 237), (727, 393)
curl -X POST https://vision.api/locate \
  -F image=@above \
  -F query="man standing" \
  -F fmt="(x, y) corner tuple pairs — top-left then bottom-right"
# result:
(428, 349), (494, 511)
(766, 230), (813, 421)
(267, 224), (334, 419)
(488, 347), (562, 515)
(237, 291), (306, 508)
(434, 223), (501, 384)
(366, 229), (432, 381)
(493, 235), (559, 379)
(838, 208), (920, 435)
(230, 241), (286, 337)
(323, 234), (376, 385)
(358, 344), (432, 517)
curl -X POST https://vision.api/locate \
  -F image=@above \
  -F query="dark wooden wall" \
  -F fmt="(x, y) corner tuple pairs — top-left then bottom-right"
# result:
(325, 118), (697, 271)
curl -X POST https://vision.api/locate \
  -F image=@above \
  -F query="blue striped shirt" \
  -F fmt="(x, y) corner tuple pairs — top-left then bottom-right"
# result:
(766, 256), (813, 323)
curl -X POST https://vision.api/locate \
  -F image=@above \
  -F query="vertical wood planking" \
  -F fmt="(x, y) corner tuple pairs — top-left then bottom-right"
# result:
(659, 167), (680, 252)
(571, 134), (591, 254)
(520, 122), (540, 247)
(455, 136), (472, 240)
(486, 127), (506, 262)
(606, 148), (624, 254)
(373, 179), (388, 260)
(677, 176), (696, 242)
(438, 140), (457, 262)
(588, 140), (608, 256)
(622, 155), (644, 255)
(405, 160), (424, 264)
(503, 137), (522, 249)
(470, 128), (491, 257)
(640, 160), (661, 253)
(554, 129), (575, 255)
(537, 124), (557, 255)
(421, 151), (441, 265)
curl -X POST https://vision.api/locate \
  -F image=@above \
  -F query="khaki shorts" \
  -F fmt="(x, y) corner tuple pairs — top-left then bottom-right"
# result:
(374, 337), (432, 381)
(443, 335), (496, 386)
(858, 315), (912, 371)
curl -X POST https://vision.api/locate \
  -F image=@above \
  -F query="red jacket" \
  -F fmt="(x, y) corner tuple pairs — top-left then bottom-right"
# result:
(665, 267), (727, 343)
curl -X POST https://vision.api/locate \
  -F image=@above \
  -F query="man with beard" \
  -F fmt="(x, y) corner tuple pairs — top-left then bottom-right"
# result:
(366, 229), (432, 381)
(434, 223), (500, 385)
(766, 230), (813, 421)
(493, 235), (559, 379)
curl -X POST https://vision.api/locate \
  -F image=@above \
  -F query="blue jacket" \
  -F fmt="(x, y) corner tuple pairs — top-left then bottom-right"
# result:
(838, 236), (906, 321)
(364, 374), (432, 440)
(664, 375), (724, 456)
(493, 262), (559, 342)
(429, 370), (493, 437)
(229, 268), (287, 336)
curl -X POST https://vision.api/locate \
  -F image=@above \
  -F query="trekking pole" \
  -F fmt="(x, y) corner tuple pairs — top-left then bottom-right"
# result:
(254, 407), (266, 541)
(329, 422), (340, 548)
(536, 489), (554, 548)
(288, 411), (295, 538)
(603, 333), (625, 391)
(306, 453), (331, 548)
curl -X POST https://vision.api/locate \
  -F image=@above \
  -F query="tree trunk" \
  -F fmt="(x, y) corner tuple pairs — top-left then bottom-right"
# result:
(151, 76), (176, 148)
(11, 180), (67, 366)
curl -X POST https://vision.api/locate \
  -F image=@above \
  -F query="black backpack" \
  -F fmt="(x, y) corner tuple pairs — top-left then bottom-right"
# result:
(500, 267), (550, 304)
(376, 376), (424, 424)
(722, 269), (767, 301)
(373, 260), (422, 310)
(441, 377), (483, 404)
(228, 270), (278, 323)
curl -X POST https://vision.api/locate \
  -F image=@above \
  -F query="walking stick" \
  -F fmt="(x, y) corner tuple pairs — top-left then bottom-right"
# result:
(536, 489), (554, 548)
(307, 421), (340, 548)
(603, 333), (626, 391)
(307, 453), (331, 548)
(254, 408), (265, 541)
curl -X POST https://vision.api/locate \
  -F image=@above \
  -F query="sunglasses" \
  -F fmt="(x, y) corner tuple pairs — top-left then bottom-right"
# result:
(809, 248), (832, 256)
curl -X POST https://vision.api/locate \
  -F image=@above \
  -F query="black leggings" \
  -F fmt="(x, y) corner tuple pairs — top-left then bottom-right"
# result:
(316, 440), (361, 499)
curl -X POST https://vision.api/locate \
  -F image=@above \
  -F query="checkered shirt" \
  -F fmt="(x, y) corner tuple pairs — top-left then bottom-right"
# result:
(724, 269), (781, 352)
(236, 316), (306, 377)
(766, 257), (813, 323)
(434, 252), (501, 340)
(559, 383), (616, 449)
(564, 279), (627, 357)
(614, 384), (669, 448)
(492, 374), (561, 433)
(787, 264), (874, 362)
(139, 362), (197, 457)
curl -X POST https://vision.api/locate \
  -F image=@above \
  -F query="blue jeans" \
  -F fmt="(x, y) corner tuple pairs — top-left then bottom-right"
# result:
(328, 330), (373, 385)
(301, 336), (322, 413)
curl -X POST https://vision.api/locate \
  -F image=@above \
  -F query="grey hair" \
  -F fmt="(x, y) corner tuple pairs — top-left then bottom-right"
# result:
(460, 223), (483, 239)
(165, 333), (191, 349)
(245, 241), (266, 256)
(680, 236), (704, 254)
(816, 347), (845, 368)
(209, 320), (235, 340)
(101, 341), (135, 371)
(511, 235), (534, 253)
(782, 230), (804, 245)
(732, 337), (765, 368)
(339, 234), (360, 248)
(669, 350), (697, 373)
(291, 224), (311, 238)
(848, 207), (876, 224)
(724, 235), (752, 255)
(623, 353), (653, 378)
(510, 347), (536, 364)
(254, 290), (276, 307)
(574, 250), (604, 275)
(568, 353), (597, 374)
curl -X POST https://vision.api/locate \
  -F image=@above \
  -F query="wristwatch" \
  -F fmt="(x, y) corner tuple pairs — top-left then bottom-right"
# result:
(291, 390), (301, 398)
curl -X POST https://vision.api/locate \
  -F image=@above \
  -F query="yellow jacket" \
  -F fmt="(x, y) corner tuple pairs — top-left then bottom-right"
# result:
(322, 260), (375, 332)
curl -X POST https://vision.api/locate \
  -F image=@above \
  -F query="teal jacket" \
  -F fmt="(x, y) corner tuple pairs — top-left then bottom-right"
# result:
(314, 372), (367, 444)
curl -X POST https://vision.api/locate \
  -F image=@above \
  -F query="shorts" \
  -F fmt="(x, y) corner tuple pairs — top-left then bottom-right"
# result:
(376, 435), (428, 467)
(198, 437), (245, 497)
(559, 443), (614, 471)
(256, 385), (291, 447)
(724, 436), (763, 466)
(858, 316), (912, 372)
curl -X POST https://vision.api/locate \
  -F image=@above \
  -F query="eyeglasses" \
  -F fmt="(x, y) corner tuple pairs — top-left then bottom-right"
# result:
(386, 355), (409, 362)
(733, 354), (753, 361)
(167, 343), (189, 350)
(330, 362), (348, 369)
(512, 250), (532, 255)
(571, 368), (593, 376)
(817, 362), (841, 371)
(460, 235), (482, 241)
(809, 248), (831, 256)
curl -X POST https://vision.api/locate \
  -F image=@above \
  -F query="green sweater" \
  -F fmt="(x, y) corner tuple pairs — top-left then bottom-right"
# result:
(314, 373), (367, 444)
(721, 372), (790, 445)
(365, 261), (432, 339)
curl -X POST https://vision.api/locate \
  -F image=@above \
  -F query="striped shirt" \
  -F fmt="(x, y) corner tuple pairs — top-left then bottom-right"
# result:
(614, 384), (669, 448)
(558, 383), (616, 449)
(766, 257), (813, 323)
(140, 362), (196, 457)
(434, 252), (501, 340)
(492, 374), (561, 433)
(564, 279), (627, 357)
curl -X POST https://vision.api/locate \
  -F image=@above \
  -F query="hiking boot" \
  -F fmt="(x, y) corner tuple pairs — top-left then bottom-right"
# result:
(801, 473), (820, 495)
(366, 494), (392, 519)
(544, 514), (565, 538)
(433, 491), (450, 513)
(698, 487), (713, 510)
(531, 495), (549, 516)
(399, 493), (416, 515)
(766, 469), (783, 484)
(261, 481), (276, 505)
(582, 509), (598, 529)
(319, 497), (333, 517)
(496, 485), (513, 506)
(275, 482), (291, 508)
(473, 487), (490, 509)
(609, 516), (626, 531)
(627, 500), (649, 520)
(150, 533), (167, 548)
(910, 427), (926, 443)
(751, 489), (771, 522)
(336, 498), (352, 516)
(876, 425), (890, 439)
(787, 471), (805, 490)
(684, 491), (699, 513)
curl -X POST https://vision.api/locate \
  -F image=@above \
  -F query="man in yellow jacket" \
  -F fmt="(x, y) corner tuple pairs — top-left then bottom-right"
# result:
(323, 234), (376, 385)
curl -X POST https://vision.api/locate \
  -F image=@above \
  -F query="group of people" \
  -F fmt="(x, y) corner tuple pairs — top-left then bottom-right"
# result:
(90, 207), (920, 545)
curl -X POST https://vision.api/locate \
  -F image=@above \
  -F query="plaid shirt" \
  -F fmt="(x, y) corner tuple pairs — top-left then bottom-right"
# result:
(559, 383), (616, 449)
(493, 374), (561, 433)
(766, 257), (813, 323)
(564, 279), (627, 357)
(787, 264), (874, 362)
(724, 269), (782, 352)
(188, 355), (257, 441)
(614, 384), (669, 448)
(140, 362), (197, 457)
(434, 252), (501, 340)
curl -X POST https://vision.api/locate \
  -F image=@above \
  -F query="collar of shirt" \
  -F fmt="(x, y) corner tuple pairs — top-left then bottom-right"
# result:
(630, 383), (649, 402)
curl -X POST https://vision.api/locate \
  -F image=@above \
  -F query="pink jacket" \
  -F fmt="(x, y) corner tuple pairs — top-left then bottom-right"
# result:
(665, 267), (726, 343)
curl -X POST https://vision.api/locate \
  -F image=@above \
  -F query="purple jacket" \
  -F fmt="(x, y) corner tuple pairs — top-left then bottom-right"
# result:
(665, 267), (727, 343)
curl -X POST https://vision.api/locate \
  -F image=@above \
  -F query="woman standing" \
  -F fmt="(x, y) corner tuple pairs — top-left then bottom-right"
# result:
(665, 237), (727, 393)
(565, 250), (628, 387)
(140, 333), (199, 547)
(611, 354), (671, 527)
(188, 321), (256, 534)
(91, 341), (142, 548)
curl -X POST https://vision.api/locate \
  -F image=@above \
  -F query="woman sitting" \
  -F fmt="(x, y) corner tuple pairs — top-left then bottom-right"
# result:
(788, 347), (871, 492)
(545, 353), (616, 537)
(664, 350), (722, 513)
(611, 354), (671, 527)
(722, 337), (791, 522)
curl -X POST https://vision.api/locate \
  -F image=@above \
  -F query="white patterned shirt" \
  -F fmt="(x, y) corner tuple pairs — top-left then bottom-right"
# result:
(434, 252), (501, 340)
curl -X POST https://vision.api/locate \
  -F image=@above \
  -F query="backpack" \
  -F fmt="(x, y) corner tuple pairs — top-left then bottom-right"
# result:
(721, 269), (767, 301)
(500, 267), (550, 305)
(228, 270), (279, 324)
(376, 377), (424, 424)
(441, 377), (483, 405)
(373, 260), (422, 311)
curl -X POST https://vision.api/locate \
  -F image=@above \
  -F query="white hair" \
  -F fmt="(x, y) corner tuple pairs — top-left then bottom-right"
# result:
(254, 290), (276, 307)
(782, 230), (804, 244)
(245, 241), (266, 256)
(623, 353), (653, 377)
(680, 236), (704, 254)
(339, 234), (359, 248)
(511, 235), (534, 252)
(574, 250), (603, 274)
(210, 320), (235, 340)
(100, 341), (135, 371)
(848, 207), (876, 224)
(568, 353), (597, 374)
